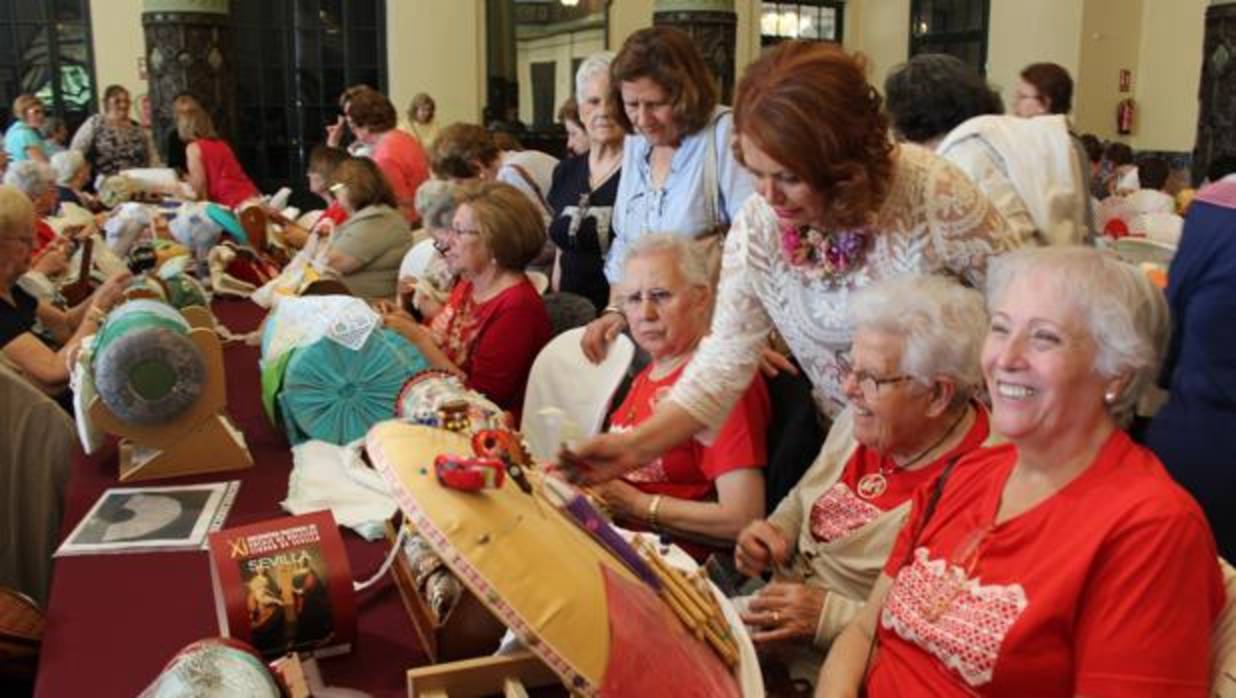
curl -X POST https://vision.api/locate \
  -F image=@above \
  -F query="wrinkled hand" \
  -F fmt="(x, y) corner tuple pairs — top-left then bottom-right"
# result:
(741, 581), (827, 644)
(312, 217), (335, 238)
(32, 238), (69, 276)
(557, 431), (645, 485)
(382, 309), (430, 347)
(581, 312), (625, 364)
(591, 479), (651, 522)
(759, 345), (799, 378)
(735, 520), (791, 578)
(92, 271), (132, 312)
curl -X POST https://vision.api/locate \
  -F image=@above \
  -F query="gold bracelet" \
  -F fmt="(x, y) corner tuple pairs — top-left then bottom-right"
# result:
(647, 495), (663, 529)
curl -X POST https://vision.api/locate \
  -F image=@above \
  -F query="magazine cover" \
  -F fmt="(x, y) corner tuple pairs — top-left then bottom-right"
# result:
(56, 481), (239, 556)
(208, 510), (356, 659)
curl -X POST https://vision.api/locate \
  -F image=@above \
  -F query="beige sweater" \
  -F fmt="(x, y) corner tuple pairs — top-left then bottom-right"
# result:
(766, 406), (999, 649)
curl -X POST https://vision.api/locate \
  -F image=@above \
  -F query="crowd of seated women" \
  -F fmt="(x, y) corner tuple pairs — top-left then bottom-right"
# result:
(2, 22), (1233, 697)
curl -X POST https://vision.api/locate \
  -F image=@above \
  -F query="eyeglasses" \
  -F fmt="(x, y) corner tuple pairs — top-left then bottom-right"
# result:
(446, 226), (481, 240)
(620, 288), (675, 311)
(837, 351), (913, 400)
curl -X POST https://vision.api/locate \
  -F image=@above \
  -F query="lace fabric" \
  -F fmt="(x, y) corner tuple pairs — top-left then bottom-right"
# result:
(670, 144), (1015, 427)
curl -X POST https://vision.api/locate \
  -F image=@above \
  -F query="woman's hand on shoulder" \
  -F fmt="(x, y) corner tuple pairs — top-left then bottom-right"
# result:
(581, 311), (625, 363)
(735, 519), (790, 577)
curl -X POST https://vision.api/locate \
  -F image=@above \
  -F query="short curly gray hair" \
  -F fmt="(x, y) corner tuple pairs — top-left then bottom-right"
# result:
(623, 232), (710, 289)
(847, 273), (988, 408)
(2, 160), (53, 199)
(51, 149), (86, 186)
(414, 179), (456, 231)
(575, 51), (615, 98)
(985, 246), (1169, 425)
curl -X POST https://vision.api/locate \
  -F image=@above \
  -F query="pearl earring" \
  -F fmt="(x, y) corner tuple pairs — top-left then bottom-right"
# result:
(1104, 391), (1117, 404)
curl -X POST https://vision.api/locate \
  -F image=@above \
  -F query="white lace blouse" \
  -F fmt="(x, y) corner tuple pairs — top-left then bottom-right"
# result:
(669, 144), (1017, 426)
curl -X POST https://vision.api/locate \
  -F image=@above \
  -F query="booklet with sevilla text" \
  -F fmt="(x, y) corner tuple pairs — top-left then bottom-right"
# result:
(208, 509), (356, 659)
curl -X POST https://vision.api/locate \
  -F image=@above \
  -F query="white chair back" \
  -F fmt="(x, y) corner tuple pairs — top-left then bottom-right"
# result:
(1111, 237), (1176, 267)
(398, 238), (437, 280)
(520, 327), (635, 462)
(526, 270), (550, 295)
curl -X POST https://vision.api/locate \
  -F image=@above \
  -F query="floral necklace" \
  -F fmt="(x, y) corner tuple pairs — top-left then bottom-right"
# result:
(779, 220), (872, 286)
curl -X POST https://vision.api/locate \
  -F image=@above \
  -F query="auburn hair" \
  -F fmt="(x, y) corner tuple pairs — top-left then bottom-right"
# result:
(608, 26), (718, 136)
(733, 41), (894, 230)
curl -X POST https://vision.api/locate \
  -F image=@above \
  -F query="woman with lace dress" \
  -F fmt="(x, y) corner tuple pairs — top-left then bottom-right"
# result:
(565, 42), (1016, 486)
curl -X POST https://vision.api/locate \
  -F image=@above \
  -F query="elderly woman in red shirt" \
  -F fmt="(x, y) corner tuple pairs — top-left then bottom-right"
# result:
(589, 232), (770, 551)
(820, 246), (1224, 698)
(382, 181), (549, 417)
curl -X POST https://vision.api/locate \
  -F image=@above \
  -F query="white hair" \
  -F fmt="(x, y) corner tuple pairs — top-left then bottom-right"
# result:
(847, 273), (988, 407)
(623, 232), (710, 289)
(2, 160), (53, 199)
(414, 179), (456, 230)
(985, 246), (1169, 425)
(51, 149), (86, 187)
(575, 51), (616, 98)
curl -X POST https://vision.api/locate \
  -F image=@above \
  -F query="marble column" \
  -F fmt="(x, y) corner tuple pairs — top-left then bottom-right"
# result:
(653, 0), (737, 104)
(141, 0), (234, 158)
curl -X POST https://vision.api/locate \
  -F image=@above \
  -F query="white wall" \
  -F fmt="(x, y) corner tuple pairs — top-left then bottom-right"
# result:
(987, 0), (1084, 107)
(387, 0), (487, 127)
(1133, 0), (1207, 150)
(517, 27), (606, 125)
(1075, 0), (1142, 141)
(89, 0), (146, 117)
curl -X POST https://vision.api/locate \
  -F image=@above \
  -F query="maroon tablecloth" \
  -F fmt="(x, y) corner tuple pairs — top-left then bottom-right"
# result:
(35, 298), (426, 697)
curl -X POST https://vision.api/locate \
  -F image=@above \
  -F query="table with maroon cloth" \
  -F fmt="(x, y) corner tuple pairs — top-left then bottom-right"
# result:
(35, 299), (425, 698)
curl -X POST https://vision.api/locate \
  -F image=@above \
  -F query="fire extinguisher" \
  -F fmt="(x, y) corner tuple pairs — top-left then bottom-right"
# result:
(1117, 98), (1135, 135)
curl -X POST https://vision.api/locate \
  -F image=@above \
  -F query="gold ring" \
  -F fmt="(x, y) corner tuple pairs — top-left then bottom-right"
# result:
(772, 611), (781, 625)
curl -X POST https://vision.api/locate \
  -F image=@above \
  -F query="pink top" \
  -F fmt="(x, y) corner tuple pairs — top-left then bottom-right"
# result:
(373, 130), (429, 225)
(195, 138), (259, 207)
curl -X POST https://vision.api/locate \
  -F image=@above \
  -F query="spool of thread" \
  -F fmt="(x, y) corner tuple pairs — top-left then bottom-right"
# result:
(92, 299), (205, 425)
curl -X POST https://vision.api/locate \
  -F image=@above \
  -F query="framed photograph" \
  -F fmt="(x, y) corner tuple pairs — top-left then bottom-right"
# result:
(56, 481), (240, 556)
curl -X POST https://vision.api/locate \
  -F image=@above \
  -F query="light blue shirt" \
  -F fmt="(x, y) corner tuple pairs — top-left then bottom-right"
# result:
(4, 121), (49, 162)
(606, 107), (754, 282)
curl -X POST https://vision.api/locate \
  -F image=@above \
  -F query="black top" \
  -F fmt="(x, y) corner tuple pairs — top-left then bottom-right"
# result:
(165, 128), (188, 174)
(546, 153), (620, 312)
(0, 285), (38, 351)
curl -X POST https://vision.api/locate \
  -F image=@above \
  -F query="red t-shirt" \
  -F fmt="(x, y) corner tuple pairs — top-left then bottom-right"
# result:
(195, 138), (259, 208)
(373, 129), (429, 225)
(320, 201), (348, 226)
(868, 430), (1223, 697)
(809, 407), (989, 544)
(427, 277), (550, 417)
(33, 218), (56, 256)
(611, 362), (769, 501)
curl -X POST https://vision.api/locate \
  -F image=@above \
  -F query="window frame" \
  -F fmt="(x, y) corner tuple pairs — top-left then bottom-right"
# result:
(0, 0), (98, 134)
(759, 1), (846, 48)
(908, 0), (990, 74)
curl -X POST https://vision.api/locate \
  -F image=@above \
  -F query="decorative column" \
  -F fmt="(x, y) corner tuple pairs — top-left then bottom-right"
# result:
(142, 0), (234, 158)
(1193, 0), (1236, 183)
(654, 0), (737, 104)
